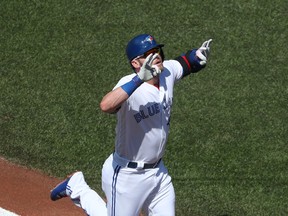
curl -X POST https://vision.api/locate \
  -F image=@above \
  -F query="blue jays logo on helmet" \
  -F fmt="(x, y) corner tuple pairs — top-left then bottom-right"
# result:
(143, 35), (154, 44)
(126, 34), (164, 61)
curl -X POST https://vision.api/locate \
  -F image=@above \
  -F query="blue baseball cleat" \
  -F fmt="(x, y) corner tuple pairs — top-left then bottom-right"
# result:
(50, 174), (72, 201)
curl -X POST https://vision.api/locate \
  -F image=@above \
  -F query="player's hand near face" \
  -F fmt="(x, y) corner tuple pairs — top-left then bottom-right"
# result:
(100, 54), (163, 114)
(137, 53), (162, 81)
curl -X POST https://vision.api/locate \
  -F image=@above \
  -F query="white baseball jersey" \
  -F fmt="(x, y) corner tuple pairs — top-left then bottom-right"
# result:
(113, 59), (183, 163)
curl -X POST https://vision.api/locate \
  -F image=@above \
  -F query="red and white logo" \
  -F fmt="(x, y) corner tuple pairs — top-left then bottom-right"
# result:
(144, 35), (154, 44)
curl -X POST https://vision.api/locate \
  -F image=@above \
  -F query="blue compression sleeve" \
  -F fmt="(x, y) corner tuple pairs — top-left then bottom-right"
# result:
(175, 49), (206, 77)
(121, 75), (143, 96)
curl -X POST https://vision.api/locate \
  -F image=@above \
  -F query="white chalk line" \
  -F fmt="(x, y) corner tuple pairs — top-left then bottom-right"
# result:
(0, 207), (19, 216)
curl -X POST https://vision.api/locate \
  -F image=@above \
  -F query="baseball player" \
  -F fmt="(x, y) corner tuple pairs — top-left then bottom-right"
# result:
(50, 34), (212, 216)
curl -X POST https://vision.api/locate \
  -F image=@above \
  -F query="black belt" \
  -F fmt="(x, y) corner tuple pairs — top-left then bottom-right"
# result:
(127, 159), (162, 169)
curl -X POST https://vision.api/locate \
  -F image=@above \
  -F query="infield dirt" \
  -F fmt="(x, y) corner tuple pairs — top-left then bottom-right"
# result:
(0, 157), (84, 216)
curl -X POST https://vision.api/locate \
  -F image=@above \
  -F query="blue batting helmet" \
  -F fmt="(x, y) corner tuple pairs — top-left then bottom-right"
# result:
(126, 34), (164, 61)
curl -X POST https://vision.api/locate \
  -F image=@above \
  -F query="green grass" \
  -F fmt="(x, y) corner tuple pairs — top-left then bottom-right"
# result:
(1, 0), (287, 215)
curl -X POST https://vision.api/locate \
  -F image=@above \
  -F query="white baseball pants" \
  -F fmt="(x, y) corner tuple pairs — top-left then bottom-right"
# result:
(67, 154), (175, 216)
(102, 154), (175, 216)
(68, 171), (107, 215)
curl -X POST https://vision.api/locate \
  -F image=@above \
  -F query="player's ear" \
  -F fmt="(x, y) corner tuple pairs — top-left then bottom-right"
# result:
(131, 59), (141, 70)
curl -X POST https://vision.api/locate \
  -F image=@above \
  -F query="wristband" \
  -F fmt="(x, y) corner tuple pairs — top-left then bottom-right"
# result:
(121, 75), (143, 96)
(175, 49), (205, 77)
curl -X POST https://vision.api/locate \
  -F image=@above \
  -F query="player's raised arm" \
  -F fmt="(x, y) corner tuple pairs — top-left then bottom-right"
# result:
(100, 87), (129, 114)
(100, 53), (161, 114)
(175, 39), (213, 78)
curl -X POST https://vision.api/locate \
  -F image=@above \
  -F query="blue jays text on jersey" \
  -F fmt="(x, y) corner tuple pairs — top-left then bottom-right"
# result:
(133, 95), (173, 124)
